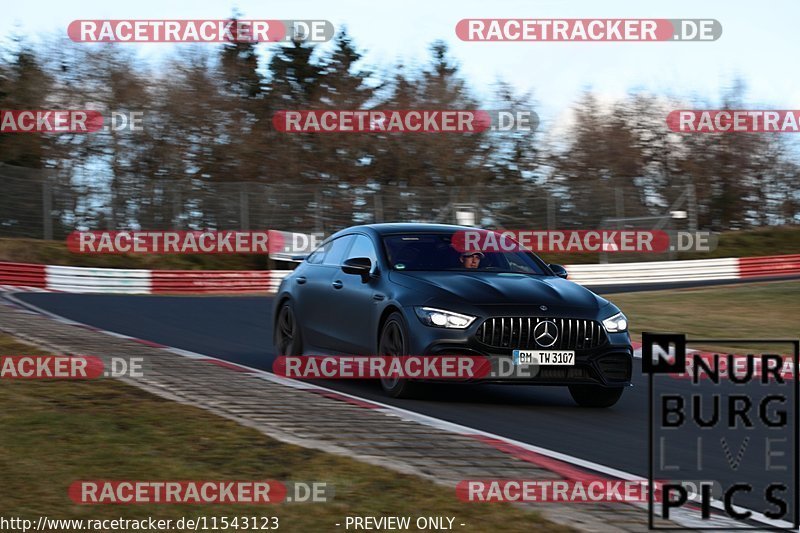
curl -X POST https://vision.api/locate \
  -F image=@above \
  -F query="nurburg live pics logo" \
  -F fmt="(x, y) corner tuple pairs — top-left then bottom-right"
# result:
(643, 332), (799, 530)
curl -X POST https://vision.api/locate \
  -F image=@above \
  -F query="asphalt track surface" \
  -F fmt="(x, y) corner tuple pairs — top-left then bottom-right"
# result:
(13, 279), (800, 520)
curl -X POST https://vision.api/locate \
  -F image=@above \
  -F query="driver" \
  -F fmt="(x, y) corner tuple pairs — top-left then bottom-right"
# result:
(459, 251), (484, 269)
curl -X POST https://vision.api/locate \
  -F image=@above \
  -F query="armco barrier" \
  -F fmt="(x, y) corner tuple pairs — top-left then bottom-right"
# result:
(151, 270), (272, 293)
(738, 254), (800, 278)
(46, 265), (151, 294)
(0, 256), (798, 294)
(565, 257), (740, 286)
(0, 262), (46, 288)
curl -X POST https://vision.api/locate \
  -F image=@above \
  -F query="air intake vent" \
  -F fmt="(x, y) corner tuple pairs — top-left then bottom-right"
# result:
(597, 354), (632, 381)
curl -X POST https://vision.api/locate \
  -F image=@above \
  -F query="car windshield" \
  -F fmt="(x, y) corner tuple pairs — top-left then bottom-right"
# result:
(382, 233), (550, 274)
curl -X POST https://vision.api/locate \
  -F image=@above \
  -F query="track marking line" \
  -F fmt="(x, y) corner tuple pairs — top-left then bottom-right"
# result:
(2, 291), (791, 529)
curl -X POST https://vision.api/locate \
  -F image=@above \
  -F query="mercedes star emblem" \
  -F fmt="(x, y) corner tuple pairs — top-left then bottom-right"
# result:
(533, 320), (558, 348)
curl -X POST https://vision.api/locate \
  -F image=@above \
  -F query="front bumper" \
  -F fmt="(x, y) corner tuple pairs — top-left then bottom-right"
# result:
(402, 308), (633, 387)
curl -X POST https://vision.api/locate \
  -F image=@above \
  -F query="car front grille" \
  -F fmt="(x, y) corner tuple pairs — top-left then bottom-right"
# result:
(475, 317), (607, 350)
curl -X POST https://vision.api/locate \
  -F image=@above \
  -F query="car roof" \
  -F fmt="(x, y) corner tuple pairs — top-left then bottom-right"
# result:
(329, 223), (476, 239)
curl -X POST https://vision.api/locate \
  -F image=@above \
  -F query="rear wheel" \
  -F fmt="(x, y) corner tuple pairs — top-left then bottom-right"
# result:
(378, 312), (418, 398)
(568, 384), (624, 408)
(274, 301), (303, 356)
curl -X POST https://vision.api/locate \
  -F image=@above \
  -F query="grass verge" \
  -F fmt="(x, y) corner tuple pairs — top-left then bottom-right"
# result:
(608, 280), (800, 353)
(0, 335), (567, 532)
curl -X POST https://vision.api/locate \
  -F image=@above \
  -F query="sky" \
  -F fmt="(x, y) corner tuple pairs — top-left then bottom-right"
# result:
(3, 0), (799, 128)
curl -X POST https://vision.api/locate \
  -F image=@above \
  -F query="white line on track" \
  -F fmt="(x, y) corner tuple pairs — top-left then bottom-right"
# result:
(2, 291), (793, 530)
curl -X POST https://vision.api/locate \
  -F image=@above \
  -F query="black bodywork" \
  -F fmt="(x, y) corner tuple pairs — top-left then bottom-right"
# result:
(273, 223), (633, 389)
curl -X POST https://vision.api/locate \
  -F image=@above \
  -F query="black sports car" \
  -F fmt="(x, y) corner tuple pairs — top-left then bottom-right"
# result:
(273, 223), (632, 407)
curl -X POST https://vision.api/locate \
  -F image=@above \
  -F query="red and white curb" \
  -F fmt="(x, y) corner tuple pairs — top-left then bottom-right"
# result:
(0, 291), (789, 530)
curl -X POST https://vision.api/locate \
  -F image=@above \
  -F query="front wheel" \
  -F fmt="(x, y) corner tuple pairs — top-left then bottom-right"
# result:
(378, 312), (418, 398)
(568, 384), (624, 408)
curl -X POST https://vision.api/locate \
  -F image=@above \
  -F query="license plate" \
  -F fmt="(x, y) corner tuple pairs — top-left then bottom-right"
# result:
(513, 350), (575, 366)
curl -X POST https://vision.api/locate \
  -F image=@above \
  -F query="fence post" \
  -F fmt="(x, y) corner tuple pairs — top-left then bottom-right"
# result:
(687, 183), (698, 232)
(42, 178), (53, 240)
(314, 190), (323, 235)
(172, 182), (182, 229)
(240, 183), (249, 230)
(374, 192), (383, 223)
(546, 193), (555, 229)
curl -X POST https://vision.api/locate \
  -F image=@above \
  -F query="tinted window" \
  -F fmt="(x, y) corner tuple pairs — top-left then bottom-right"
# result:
(322, 235), (354, 266)
(346, 235), (378, 264)
(382, 233), (548, 274)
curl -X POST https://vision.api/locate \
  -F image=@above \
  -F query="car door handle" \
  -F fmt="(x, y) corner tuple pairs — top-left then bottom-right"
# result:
(296, 276), (307, 284)
(331, 280), (343, 289)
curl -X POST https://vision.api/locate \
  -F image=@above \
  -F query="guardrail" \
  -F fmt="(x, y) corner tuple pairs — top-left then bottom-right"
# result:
(151, 270), (272, 294)
(565, 257), (740, 286)
(0, 255), (798, 294)
(0, 262), (46, 288)
(738, 254), (800, 279)
(46, 265), (151, 294)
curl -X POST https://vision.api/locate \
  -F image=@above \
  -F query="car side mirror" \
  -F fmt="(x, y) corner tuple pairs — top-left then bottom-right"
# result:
(548, 264), (568, 279)
(342, 257), (373, 281)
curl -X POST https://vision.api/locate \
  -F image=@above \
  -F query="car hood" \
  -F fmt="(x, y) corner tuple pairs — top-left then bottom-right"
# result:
(389, 271), (608, 311)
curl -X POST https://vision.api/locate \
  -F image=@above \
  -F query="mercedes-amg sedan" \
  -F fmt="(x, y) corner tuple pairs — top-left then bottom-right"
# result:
(273, 223), (632, 407)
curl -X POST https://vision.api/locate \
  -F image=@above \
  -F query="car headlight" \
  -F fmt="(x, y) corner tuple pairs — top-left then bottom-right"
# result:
(602, 312), (628, 333)
(414, 307), (476, 329)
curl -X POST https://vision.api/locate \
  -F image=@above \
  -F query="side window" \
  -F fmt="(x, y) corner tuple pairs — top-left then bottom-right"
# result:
(306, 241), (329, 264)
(346, 235), (378, 264)
(322, 235), (354, 266)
